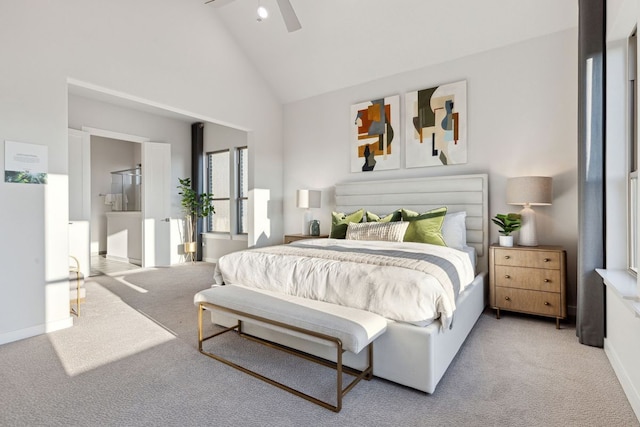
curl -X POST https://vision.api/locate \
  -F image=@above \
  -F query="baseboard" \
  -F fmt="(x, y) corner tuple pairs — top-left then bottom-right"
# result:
(0, 316), (73, 346)
(106, 254), (141, 266)
(46, 316), (74, 333)
(605, 338), (640, 421)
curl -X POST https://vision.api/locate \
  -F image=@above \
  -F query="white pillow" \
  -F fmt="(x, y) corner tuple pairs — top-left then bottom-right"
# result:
(441, 211), (467, 250)
(346, 221), (409, 242)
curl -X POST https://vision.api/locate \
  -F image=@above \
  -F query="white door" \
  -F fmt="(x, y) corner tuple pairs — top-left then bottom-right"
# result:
(68, 129), (91, 278)
(141, 142), (171, 267)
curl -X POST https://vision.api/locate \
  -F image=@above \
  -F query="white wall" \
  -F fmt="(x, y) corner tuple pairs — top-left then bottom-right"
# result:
(606, 286), (640, 419)
(604, 0), (640, 420)
(283, 29), (579, 310)
(202, 123), (250, 262)
(0, 0), (284, 345)
(69, 94), (195, 261)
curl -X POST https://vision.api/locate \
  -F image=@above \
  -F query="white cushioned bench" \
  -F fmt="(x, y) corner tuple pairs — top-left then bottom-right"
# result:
(194, 284), (387, 412)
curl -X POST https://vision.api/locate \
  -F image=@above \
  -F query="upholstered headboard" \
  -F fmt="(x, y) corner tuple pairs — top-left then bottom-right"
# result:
(335, 174), (489, 273)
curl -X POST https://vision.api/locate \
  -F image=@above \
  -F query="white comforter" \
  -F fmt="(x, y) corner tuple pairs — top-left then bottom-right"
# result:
(213, 238), (475, 329)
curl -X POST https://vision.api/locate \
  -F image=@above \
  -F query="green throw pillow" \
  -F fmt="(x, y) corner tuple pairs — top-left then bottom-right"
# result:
(366, 209), (402, 223)
(330, 209), (364, 239)
(401, 207), (448, 246)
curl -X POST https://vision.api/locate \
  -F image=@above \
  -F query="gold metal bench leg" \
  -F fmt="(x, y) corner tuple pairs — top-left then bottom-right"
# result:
(69, 255), (82, 317)
(196, 302), (375, 412)
(75, 270), (81, 316)
(336, 341), (343, 412)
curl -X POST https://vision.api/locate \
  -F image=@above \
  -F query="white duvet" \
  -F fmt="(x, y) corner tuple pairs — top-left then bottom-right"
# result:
(213, 238), (475, 329)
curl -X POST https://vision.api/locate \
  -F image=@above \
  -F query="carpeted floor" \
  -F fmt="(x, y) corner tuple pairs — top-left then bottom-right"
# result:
(0, 262), (637, 426)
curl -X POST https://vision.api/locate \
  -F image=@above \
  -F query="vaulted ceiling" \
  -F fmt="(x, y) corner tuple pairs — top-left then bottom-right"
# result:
(210, 0), (579, 103)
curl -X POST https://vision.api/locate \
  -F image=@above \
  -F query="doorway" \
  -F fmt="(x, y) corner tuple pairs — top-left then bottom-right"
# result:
(90, 134), (142, 275)
(67, 79), (243, 270)
(68, 125), (172, 276)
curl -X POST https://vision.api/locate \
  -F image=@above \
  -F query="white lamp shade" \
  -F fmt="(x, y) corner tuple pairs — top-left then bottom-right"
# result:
(506, 176), (553, 206)
(296, 189), (321, 209)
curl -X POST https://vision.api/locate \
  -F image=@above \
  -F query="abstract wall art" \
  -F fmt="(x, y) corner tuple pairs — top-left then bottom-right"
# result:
(405, 80), (467, 168)
(350, 95), (400, 172)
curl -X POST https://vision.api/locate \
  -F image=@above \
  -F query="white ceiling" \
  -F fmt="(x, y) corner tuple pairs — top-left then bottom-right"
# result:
(210, 0), (578, 104)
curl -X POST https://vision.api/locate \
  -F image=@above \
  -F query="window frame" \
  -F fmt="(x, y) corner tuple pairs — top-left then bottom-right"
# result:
(630, 172), (638, 274)
(207, 149), (231, 234)
(628, 31), (638, 276)
(206, 146), (248, 236)
(236, 146), (248, 235)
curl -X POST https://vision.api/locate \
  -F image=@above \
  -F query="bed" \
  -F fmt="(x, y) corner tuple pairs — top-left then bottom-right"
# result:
(207, 173), (489, 394)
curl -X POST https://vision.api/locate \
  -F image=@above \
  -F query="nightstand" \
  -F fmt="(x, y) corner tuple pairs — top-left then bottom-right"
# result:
(489, 245), (567, 328)
(283, 234), (329, 244)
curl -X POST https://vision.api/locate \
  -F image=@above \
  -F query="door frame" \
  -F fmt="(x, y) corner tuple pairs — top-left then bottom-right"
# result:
(68, 128), (92, 278)
(141, 141), (171, 267)
(80, 127), (153, 269)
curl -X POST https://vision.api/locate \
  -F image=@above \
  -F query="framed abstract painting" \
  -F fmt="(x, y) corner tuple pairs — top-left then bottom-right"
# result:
(350, 95), (400, 172)
(405, 80), (467, 168)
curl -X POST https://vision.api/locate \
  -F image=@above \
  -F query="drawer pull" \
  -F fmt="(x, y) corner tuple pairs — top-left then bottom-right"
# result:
(504, 255), (511, 260)
(544, 301), (550, 305)
(505, 296), (511, 301)
(504, 275), (511, 279)
(543, 258), (551, 262)
(544, 279), (550, 283)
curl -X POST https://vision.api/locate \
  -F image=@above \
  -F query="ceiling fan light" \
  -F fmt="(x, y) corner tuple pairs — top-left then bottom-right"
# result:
(257, 6), (269, 21)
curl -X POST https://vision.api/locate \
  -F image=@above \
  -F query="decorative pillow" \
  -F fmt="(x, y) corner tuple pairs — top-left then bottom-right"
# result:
(401, 207), (448, 246)
(366, 209), (402, 223)
(330, 209), (364, 239)
(346, 221), (409, 242)
(441, 211), (467, 250)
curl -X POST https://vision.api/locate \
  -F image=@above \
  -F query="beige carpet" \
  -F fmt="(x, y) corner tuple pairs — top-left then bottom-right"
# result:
(0, 262), (637, 426)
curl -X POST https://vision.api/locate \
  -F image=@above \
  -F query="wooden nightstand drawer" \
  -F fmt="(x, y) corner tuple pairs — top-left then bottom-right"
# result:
(494, 266), (562, 292)
(495, 287), (562, 317)
(493, 248), (561, 269)
(489, 245), (566, 328)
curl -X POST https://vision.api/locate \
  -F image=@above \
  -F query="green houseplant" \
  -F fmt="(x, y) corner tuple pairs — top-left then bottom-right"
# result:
(177, 177), (215, 258)
(491, 213), (522, 247)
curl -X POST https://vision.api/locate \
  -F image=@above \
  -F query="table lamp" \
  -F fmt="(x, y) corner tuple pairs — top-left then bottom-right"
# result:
(506, 176), (553, 246)
(296, 189), (321, 235)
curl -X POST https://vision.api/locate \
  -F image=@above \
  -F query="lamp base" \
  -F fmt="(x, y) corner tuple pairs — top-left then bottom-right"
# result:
(518, 205), (538, 246)
(301, 210), (313, 235)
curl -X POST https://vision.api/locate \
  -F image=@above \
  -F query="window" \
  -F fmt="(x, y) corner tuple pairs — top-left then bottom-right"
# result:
(237, 147), (248, 234)
(629, 32), (638, 274)
(207, 147), (248, 235)
(208, 150), (230, 233)
(631, 172), (637, 273)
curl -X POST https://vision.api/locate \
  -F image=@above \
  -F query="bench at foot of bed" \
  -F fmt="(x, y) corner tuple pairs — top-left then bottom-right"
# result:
(194, 285), (388, 412)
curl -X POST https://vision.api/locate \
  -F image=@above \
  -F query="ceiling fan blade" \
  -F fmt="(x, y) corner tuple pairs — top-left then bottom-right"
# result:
(276, 0), (302, 32)
(204, 0), (235, 6)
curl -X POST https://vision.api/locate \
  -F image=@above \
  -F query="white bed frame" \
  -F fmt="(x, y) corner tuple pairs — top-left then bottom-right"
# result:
(212, 173), (489, 393)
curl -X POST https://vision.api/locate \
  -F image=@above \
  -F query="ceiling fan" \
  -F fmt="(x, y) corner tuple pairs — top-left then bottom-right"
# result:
(205, 0), (302, 33)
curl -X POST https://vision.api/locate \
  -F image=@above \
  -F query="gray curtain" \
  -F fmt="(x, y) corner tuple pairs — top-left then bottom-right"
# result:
(576, 0), (605, 347)
(192, 122), (205, 262)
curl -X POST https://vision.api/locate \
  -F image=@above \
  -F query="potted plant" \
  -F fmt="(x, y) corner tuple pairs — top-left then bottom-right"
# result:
(492, 213), (522, 247)
(177, 177), (215, 260)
